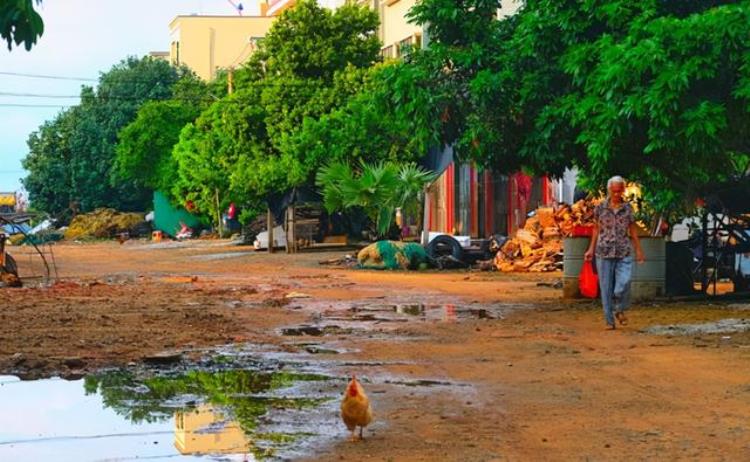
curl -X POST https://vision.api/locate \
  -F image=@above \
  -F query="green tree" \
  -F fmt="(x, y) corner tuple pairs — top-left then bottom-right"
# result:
(394, 0), (750, 219)
(378, 0), (508, 167)
(540, 0), (750, 215)
(113, 100), (201, 192)
(172, 0), (381, 225)
(172, 85), (271, 227)
(23, 56), (188, 216)
(1, 0), (43, 50)
(282, 64), (427, 173)
(113, 75), (210, 193)
(244, 0), (379, 81)
(22, 110), (77, 215)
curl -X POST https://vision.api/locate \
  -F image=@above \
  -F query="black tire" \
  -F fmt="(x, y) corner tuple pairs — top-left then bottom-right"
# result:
(426, 235), (464, 262)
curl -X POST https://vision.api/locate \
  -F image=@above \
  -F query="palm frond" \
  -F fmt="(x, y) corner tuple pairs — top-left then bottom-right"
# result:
(316, 160), (434, 238)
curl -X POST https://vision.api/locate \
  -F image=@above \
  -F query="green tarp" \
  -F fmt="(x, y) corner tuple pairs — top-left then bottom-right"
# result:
(153, 191), (202, 237)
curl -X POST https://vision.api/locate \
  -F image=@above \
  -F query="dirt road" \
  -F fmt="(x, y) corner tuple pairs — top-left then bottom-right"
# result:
(1, 241), (749, 460)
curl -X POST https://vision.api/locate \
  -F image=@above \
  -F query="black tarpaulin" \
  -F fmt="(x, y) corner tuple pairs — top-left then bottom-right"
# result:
(266, 186), (321, 224)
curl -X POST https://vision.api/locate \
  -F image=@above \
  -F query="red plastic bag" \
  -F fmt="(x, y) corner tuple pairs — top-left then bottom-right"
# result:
(579, 260), (599, 298)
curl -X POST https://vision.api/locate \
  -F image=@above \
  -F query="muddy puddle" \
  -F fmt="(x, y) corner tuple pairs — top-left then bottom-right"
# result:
(0, 365), (342, 461)
(280, 299), (524, 338)
(643, 318), (750, 336)
(0, 343), (469, 461)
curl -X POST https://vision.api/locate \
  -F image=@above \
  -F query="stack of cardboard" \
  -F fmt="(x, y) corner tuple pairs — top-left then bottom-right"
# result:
(494, 199), (600, 272)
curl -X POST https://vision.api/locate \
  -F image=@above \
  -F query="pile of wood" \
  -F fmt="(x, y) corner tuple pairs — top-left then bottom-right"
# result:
(494, 199), (600, 272)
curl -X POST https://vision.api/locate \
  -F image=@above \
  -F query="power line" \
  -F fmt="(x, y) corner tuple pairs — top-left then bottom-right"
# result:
(0, 91), (201, 101)
(0, 103), (72, 108)
(0, 81), (327, 103)
(0, 71), (98, 82)
(0, 92), (80, 99)
(0, 71), (328, 87)
(0, 89), (222, 104)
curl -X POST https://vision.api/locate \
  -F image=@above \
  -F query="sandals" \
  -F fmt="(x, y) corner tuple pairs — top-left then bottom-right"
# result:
(605, 324), (616, 331)
(615, 312), (628, 326)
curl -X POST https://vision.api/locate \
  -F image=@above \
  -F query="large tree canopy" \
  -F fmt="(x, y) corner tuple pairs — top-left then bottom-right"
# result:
(283, 64), (428, 172)
(23, 56), (189, 216)
(172, 0), (382, 224)
(391, 0), (750, 216)
(113, 75), (211, 193)
(244, 0), (380, 81)
(113, 100), (202, 193)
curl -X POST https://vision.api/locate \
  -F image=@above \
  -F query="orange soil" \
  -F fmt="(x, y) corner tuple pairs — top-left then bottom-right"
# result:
(1, 241), (748, 460)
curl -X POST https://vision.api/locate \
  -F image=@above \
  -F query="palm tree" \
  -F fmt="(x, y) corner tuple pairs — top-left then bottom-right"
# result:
(316, 161), (435, 238)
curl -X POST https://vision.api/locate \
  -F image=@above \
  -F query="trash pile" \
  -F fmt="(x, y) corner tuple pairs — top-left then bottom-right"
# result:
(494, 199), (600, 272)
(64, 208), (149, 240)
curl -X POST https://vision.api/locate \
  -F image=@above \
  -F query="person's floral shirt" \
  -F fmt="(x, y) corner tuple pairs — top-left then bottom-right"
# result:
(594, 200), (635, 258)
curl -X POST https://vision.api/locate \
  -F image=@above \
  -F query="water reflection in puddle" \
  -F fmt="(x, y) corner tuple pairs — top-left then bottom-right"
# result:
(0, 368), (339, 461)
(351, 302), (508, 323)
(280, 301), (518, 338)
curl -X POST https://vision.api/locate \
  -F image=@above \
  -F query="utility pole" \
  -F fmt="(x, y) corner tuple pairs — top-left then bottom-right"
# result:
(215, 188), (224, 238)
(267, 209), (274, 254)
(227, 67), (234, 94)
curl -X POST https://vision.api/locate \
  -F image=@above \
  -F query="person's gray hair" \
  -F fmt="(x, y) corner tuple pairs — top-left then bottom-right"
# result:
(607, 176), (626, 189)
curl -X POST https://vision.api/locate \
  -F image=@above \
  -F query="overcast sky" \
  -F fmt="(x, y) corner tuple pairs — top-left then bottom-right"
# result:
(0, 0), (263, 192)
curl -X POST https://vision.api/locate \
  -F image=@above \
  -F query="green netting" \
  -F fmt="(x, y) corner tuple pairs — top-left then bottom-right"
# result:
(375, 240), (402, 269)
(358, 240), (430, 270)
(402, 242), (429, 267)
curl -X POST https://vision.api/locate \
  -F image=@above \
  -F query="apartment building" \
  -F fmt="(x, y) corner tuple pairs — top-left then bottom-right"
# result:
(167, 15), (274, 80)
(162, 1), (352, 80)
(377, 0), (523, 58)
(262, 0), (345, 16)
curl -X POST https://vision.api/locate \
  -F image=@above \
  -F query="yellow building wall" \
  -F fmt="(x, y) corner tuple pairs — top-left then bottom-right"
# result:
(380, 0), (421, 58)
(378, 0), (523, 58)
(169, 16), (274, 80)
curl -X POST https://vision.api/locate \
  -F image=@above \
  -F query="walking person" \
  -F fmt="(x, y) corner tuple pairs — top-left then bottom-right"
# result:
(584, 176), (645, 330)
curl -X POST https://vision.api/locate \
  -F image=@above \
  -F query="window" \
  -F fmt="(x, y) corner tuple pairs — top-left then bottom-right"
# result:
(396, 36), (412, 57)
(381, 45), (395, 59)
(249, 36), (264, 46)
(396, 33), (422, 57)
